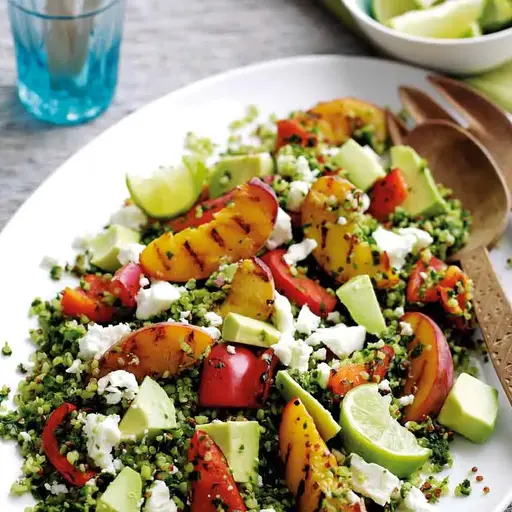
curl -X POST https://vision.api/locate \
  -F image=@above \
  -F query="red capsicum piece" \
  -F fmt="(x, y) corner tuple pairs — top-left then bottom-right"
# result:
(61, 275), (114, 323)
(260, 249), (337, 317)
(42, 403), (97, 487)
(275, 119), (318, 151)
(109, 263), (143, 308)
(199, 344), (277, 409)
(407, 255), (447, 304)
(188, 431), (247, 512)
(368, 168), (408, 221)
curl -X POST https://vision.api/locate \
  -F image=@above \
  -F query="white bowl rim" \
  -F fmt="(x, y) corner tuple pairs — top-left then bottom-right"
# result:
(341, 0), (512, 46)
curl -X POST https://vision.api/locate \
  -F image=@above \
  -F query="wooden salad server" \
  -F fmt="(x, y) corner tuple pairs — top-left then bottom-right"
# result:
(387, 114), (512, 405)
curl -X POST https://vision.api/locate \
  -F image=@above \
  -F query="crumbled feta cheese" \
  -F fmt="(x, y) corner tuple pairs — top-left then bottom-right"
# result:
(97, 370), (139, 405)
(201, 326), (221, 341)
(397, 228), (433, 253)
(226, 345), (236, 355)
(272, 292), (295, 334)
(117, 243), (146, 265)
(19, 431), (31, 443)
(205, 311), (223, 327)
(287, 181), (310, 212)
(72, 233), (92, 250)
(144, 480), (177, 512)
(350, 453), (400, 506)
(179, 310), (191, 324)
(295, 156), (318, 184)
(266, 207), (293, 250)
(347, 491), (362, 506)
(136, 281), (186, 320)
(40, 255), (63, 270)
(312, 348), (327, 360)
(82, 414), (121, 473)
(78, 324), (131, 360)
(361, 193), (370, 212)
(394, 306), (405, 318)
(140, 275), (150, 287)
(283, 238), (318, 266)
(397, 486), (435, 512)
(373, 227), (416, 270)
(419, 271), (427, 280)
(398, 395), (415, 407)
(44, 481), (69, 495)
(306, 324), (366, 358)
(66, 359), (83, 375)
(400, 321), (414, 336)
(337, 216), (348, 225)
(113, 458), (125, 472)
(272, 333), (312, 373)
(110, 204), (147, 230)
(295, 305), (321, 335)
(327, 311), (342, 324)
(316, 362), (332, 389)
(377, 379), (391, 393)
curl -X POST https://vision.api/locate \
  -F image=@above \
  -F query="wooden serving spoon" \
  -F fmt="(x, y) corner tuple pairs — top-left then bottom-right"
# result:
(387, 114), (512, 404)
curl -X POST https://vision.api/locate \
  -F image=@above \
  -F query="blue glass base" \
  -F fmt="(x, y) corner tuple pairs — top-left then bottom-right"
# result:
(17, 80), (112, 125)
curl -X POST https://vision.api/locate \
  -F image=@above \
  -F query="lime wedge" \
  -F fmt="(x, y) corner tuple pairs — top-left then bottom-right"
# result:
(388, 0), (485, 39)
(126, 157), (207, 219)
(462, 21), (483, 37)
(372, 0), (419, 23)
(339, 384), (430, 477)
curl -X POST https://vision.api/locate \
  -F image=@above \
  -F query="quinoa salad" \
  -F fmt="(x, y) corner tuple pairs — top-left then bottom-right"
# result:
(1, 98), (497, 512)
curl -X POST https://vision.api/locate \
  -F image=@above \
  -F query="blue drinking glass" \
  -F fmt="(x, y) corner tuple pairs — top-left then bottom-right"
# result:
(7, 0), (125, 125)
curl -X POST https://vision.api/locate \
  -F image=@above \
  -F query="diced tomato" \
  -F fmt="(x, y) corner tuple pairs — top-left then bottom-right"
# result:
(438, 265), (471, 318)
(276, 119), (318, 151)
(368, 168), (408, 221)
(188, 431), (246, 512)
(329, 346), (394, 398)
(407, 255), (447, 304)
(199, 345), (277, 409)
(260, 249), (337, 317)
(109, 263), (143, 308)
(61, 275), (114, 323)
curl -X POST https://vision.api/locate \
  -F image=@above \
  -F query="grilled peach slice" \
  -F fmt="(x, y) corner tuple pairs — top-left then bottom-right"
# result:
(279, 398), (364, 512)
(301, 175), (398, 288)
(97, 323), (214, 381)
(218, 257), (275, 321)
(140, 179), (278, 282)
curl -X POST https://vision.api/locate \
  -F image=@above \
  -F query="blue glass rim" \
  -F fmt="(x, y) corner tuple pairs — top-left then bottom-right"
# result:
(7, 0), (123, 20)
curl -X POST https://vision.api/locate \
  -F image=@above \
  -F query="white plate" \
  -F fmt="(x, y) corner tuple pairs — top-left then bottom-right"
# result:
(1, 55), (511, 511)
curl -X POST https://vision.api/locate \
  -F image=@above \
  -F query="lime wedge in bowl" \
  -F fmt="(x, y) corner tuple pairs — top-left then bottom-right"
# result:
(387, 0), (485, 39)
(339, 384), (430, 478)
(126, 157), (207, 219)
(372, 0), (419, 23)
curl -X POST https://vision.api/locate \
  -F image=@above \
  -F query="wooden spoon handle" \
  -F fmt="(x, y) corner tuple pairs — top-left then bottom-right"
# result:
(459, 246), (512, 404)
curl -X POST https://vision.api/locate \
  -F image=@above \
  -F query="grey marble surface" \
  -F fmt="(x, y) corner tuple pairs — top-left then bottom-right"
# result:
(0, 0), (372, 230)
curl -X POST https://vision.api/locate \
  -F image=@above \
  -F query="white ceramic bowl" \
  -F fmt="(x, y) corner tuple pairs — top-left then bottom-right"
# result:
(341, 0), (512, 75)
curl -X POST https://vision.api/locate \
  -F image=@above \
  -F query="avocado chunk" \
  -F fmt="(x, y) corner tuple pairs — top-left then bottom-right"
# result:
(90, 224), (140, 272)
(336, 275), (386, 335)
(196, 421), (260, 483)
(119, 376), (176, 439)
(480, 0), (512, 32)
(276, 370), (340, 441)
(333, 139), (386, 191)
(209, 153), (274, 198)
(438, 373), (498, 444)
(390, 146), (447, 218)
(97, 467), (142, 512)
(222, 312), (281, 347)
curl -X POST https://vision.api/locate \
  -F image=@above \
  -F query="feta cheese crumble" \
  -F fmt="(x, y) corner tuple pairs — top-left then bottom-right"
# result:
(226, 345), (237, 355)
(82, 413), (121, 473)
(283, 238), (318, 266)
(200, 326), (221, 341)
(400, 321), (414, 336)
(117, 243), (146, 265)
(136, 281), (186, 320)
(66, 359), (83, 375)
(204, 311), (223, 327)
(272, 292), (295, 334)
(97, 370), (139, 405)
(110, 204), (148, 231)
(287, 181), (310, 212)
(350, 453), (400, 506)
(272, 333), (312, 373)
(337, 216), (348, 225)
(316, 362), (332, 389)
(44, 481), (69, 495)
(144, 480), (178, 512)
(295, 305), (321, 335)
(78, 323), (131, 360)
(312, 347), (327, 360)
(326, 311), (342, 324)
(266, 207), (293, 250)
(373, 227), (415, 271)
(397, 227), (433, 252)
(377, 379), (391, 393)
(306, 324), (366, 358)
(398, 395), (415, 407)
(397, 486), (435, 512)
